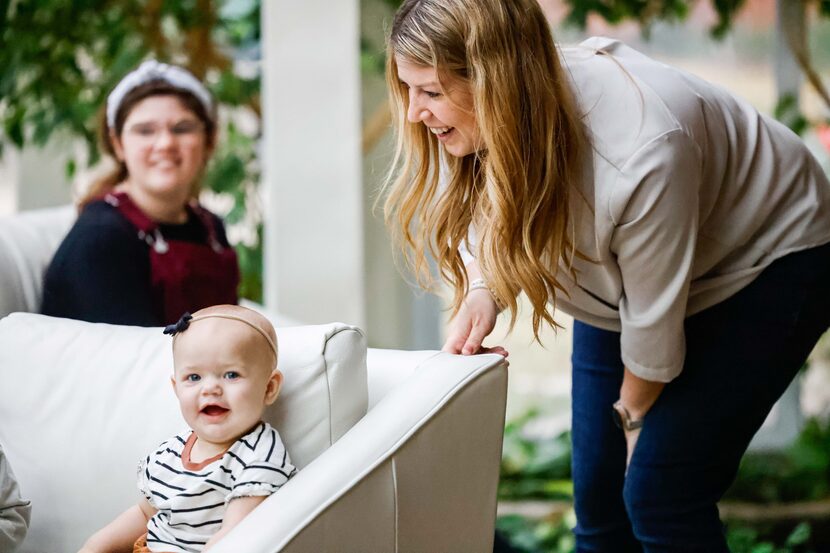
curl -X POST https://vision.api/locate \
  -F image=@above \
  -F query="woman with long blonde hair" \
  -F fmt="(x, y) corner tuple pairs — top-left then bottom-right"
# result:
(384, 0), (830, 550)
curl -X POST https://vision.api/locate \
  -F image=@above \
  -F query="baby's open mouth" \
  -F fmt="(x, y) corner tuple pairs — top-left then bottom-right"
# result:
(201, 405), (229, 416)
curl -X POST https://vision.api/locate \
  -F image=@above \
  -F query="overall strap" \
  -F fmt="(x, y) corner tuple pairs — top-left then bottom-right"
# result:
(188, 202), (225, 253)
(105, 192), (169, 254)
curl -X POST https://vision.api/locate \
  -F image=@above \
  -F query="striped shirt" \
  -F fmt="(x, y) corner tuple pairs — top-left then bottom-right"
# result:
(137, 422), (295, 553)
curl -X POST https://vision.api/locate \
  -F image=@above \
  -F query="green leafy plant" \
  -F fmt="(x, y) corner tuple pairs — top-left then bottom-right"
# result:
(774, 94), (811, 136)
(496, 513), (576, 553)
(0, 1), (259, 160)
(202, 118), (263, 301)
(725, 418), (830, 504)
(496, 515), (814, 553)
(564, 0), (693, 35)
(500, 410), (573, 500)
(727, 522), (814, 553)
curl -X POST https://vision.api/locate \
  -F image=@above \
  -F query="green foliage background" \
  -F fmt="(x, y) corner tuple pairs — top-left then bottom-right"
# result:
(3, 0), (828, 302)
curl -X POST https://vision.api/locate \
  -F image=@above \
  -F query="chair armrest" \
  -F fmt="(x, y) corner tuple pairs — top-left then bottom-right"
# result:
(365, 348), (439, 409)
(210, 351), (508, 553)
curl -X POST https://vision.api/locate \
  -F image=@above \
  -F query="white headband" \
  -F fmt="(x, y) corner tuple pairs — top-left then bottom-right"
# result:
(106, 60), (214, 128)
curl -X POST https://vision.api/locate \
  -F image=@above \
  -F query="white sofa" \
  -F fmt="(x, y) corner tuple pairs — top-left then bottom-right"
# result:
(0, 204), (76, 317)
(0, 207), (509, 552)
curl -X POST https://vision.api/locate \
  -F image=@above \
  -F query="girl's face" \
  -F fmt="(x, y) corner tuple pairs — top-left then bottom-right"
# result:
(396, 56), (481, 157)
(111, 95), (211, 208)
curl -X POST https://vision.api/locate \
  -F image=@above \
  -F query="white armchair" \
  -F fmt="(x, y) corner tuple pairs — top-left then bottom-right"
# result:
(0, 204), (75, 318)
(0, 207), (509, 552)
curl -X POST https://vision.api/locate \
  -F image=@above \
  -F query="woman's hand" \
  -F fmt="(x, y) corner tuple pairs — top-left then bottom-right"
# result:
(625, 427), (641, 469)
(619, 367), (664, 469)
(442, 288), (507, 357)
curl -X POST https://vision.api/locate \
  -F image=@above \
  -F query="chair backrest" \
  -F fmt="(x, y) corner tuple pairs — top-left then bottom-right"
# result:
(0, 205), (76, 317)
(0, 313), (368, 553)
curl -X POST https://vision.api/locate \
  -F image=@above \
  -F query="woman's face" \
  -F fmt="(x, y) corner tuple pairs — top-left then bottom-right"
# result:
(396, 56), (481, 157)
(112, 95), (211, 206)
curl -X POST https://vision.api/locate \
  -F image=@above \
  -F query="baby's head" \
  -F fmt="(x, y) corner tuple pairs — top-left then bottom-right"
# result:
(166, 305), (281, 450)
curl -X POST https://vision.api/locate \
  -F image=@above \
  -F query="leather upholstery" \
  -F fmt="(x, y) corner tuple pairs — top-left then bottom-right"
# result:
(0, 206), (509, 552)
(0, 313), (367, 552)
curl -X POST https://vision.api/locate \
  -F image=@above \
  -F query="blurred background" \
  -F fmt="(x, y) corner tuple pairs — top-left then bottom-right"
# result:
(2, 0), (830, 550)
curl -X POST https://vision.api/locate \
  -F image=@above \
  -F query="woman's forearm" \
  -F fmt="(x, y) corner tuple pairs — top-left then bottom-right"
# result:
(619, 367), (665, 420)
(465, 259), (483, 281)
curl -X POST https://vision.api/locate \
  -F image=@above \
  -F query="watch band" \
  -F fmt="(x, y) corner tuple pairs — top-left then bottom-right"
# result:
(612, 400), (644, 431)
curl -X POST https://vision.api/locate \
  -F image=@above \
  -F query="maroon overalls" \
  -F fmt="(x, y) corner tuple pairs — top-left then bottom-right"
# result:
(105, 192), (239, 325)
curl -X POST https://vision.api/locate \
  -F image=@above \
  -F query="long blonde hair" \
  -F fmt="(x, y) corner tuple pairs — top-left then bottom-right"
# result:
(383, 0), (588, 338)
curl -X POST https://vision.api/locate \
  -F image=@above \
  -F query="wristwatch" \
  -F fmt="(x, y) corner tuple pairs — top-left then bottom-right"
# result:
(612, 400), (644, 431)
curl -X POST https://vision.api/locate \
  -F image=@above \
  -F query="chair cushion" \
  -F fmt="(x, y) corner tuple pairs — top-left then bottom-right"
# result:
(0, 312), (367, 553)
(0, 205), (76, 317)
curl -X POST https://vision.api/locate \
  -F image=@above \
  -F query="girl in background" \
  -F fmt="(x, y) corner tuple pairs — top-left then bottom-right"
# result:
(42, 61), (239, 326)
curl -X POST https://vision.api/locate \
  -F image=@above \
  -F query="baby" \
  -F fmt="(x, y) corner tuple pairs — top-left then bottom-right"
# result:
(80, 305), (295, 553)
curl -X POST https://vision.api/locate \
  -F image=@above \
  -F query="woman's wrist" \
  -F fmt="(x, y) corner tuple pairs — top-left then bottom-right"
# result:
(467, 278), (505, 311)
(619, 367), (665, 421)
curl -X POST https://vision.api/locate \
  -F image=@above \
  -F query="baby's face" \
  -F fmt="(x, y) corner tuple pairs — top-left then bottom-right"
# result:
(171, 318), (281, 452)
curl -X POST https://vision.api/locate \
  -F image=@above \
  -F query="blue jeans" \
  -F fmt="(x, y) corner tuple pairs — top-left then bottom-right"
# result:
(571, 243), (830, 552)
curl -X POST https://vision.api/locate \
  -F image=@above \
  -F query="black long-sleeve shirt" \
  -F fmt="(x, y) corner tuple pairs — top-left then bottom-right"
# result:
(41, 200), (230, 326)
